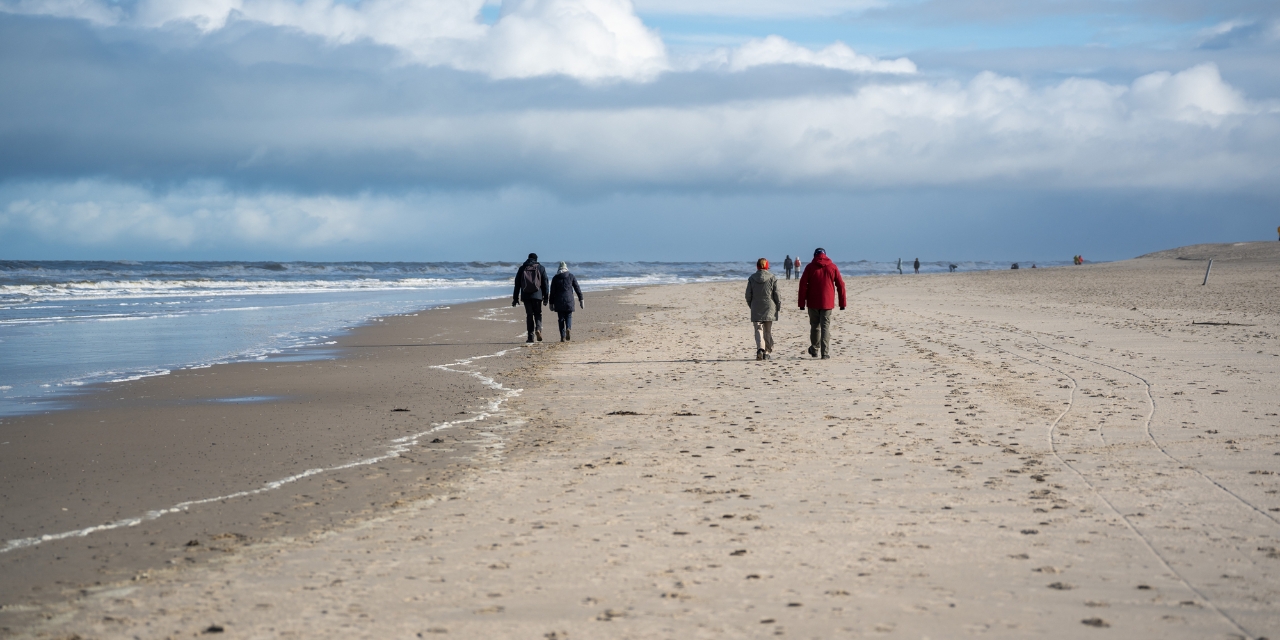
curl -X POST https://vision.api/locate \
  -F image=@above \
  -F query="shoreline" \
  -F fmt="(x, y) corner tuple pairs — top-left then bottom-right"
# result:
(0, 287), (515, 420)
(2, 257), (1100, 417)
(0, 289), (638, 615)
(6, 246), (1280, 637)
(0, 259), (1089, 417)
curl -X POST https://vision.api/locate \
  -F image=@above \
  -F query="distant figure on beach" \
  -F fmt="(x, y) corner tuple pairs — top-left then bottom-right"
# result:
(896, 258), (903, 275)
(1011, 263), (1019, 270)
(512, 253), (549, 343)
(746, 258), (782, 361)
(913, 258), (920, 274)
(784, 255), (794, 280)
(794, 255), (802, 273)
(1073, 255), (1084, 265)
(948, 263), (957, 272)
(798, 248), (846, 360)
(549, 262), (584, 342)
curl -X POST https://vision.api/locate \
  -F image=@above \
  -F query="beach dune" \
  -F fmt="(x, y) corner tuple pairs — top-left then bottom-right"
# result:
(4, 244), (1280, 638)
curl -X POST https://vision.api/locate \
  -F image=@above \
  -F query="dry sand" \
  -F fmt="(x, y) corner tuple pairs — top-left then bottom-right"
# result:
(5, 244), (1280, 638)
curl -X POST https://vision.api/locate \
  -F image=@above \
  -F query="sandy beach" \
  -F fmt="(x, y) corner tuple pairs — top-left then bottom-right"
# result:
(4, 243), (1280, 638)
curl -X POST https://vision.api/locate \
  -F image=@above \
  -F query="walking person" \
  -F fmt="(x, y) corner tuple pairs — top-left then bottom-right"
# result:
(784, 255), (794, 280)
(913, 258), (920, 274)
(797, 248), (846, 359)
(512, 253), (549, 343)
(746, 258), (782, 360)
(549, 261), (584, 342)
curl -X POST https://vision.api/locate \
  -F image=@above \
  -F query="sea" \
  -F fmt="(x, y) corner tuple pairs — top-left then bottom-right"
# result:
(0, 258), (1069, 417)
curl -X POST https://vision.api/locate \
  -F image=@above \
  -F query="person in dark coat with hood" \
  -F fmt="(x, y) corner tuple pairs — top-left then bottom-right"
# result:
(512, 253), (550, 343)
(549, 261), (584, 342)
(797, 248), (846, 359)
(784, 255), (794, 280)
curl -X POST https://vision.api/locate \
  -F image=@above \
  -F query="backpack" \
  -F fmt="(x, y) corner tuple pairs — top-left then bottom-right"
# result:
(519, 263), (542, 295)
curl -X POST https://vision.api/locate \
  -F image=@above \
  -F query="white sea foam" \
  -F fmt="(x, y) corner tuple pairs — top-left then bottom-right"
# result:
(476, 306), (520, 323)
(106, 370), (171, 384)
(0, 277), (507, 303)
(0, 348), (520, 555)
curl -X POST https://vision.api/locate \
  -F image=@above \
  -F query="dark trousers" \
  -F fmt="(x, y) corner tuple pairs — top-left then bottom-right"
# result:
(523, 299), (543, 336)
(785, 267), (792, 280)
(808, 308), (832, 356)
(557, 311), (573, 338)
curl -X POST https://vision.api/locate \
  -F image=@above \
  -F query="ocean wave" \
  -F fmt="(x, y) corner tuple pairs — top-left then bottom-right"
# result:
(0, 258), (1075, 418)
(1, 259), (1073, 304)
(0, 277), (509, 303)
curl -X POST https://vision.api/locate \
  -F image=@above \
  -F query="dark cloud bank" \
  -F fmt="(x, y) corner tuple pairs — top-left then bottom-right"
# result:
(1, 10), (1277, 261)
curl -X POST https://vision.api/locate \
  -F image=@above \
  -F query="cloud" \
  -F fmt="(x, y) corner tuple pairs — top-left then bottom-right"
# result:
(1, 15), (1277, 212)
(2, 19), (1275, 198)
(704, 35), (916, 73)
(1197, 19), (1280, 50)
(0, 0), (669, 81)
(631, 0), (882, 18)
(0, 178), (608, 258)
(4, 3), (1278, 262)
(859, 0), (1280, 26)
(481, 0), (667, 80)
(441, 64), (1271, 192)
(1128, 63), (1250, 122)
(0, 180), (395, 247)
(0, 0), (120, 24)
(4, 177), (1275, 261)
(0, 1), (915, 81)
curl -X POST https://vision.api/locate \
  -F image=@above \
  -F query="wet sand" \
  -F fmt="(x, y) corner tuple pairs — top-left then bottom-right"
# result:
(5, 243), (1280, 638)
(0, 292), (633, 621)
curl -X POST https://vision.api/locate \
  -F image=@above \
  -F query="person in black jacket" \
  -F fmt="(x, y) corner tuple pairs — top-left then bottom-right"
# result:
(548, 261), (584, 341)
(512, 253), (550, 343)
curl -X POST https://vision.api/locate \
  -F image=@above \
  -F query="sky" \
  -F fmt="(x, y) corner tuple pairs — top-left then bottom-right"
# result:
(0, 0), (1277, 262)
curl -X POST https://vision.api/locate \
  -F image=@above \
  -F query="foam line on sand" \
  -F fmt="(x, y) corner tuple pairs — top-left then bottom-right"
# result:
(0, 349), (520, 556)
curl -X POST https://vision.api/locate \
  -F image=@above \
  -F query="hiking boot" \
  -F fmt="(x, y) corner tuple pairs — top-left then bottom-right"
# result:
(526, 335), (535, 343)
(763, 352), (771, 360)
(536, 330), (543, 342)
(756, 348), (765, 361)
(821, 353), (830, 359)
(808, 346), (818, 358)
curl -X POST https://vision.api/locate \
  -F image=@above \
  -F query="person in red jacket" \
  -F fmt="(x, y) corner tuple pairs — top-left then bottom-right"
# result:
(797, 248), (846, 359)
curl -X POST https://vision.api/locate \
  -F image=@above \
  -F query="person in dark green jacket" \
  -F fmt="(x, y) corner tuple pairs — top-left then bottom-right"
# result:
(745, 258), (782, 360)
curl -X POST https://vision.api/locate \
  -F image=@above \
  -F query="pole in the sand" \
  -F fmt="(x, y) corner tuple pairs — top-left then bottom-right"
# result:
(1202, 259), (1213, 286)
